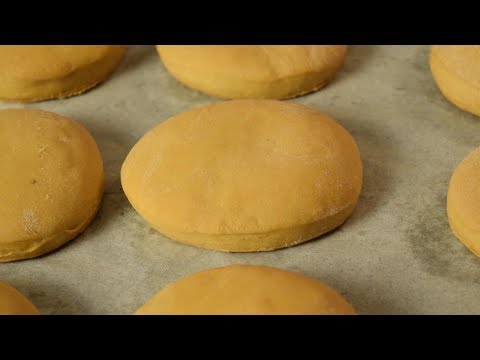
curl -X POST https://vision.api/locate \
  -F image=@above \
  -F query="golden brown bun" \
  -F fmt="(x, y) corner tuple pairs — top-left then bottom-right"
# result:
(157, 45), (347, 99)
(0, 280), (39, 315)
(0, 109), (104, 262)
(447, 146), (480, 256)
(430, 45), (480, 116)
(121, 100), (363, 252)
(136, 265), (356, 315)
(0, 45), (125, 102)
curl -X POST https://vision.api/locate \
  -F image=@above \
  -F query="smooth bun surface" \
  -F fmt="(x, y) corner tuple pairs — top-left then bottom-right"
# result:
(447, 146), (480, 256)
(0, 109), (104, 262)
(121, 100), (363, 252)
(136, 265), (356, 315)
(157, 45), (348, 99)
(0, 45), (125, 102)
(430, 45), (480, 116)
(0, 281), (39, 314)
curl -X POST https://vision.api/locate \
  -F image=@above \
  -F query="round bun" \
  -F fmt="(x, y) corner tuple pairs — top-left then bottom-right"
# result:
(0, 109), (104, 262)
(0, 280), (39, 314)
(156, 45), (348, 99)
(121, 100), (362, 252)
(430, 45), (480, 116)
(136, 265), (356, 315)
(447, 146), (480, 256)
(0, 45), (125, 102)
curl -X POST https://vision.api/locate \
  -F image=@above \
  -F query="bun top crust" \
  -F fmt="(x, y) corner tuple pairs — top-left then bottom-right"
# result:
(431, 45), (480, 88)
(121, 99), (363, 236)
(136, 265), (356, 315)
(0, 45), (122, 80)
(0, 281), (39, 314)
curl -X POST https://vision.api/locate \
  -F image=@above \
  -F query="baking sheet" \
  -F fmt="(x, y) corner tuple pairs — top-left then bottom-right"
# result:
(1, 45), (479, 314)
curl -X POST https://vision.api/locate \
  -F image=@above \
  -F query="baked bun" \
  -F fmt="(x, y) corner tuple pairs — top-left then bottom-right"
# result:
(157, 45), (347, 99)
(136, 265), (356, 315)
(0, 280), (39, 314)
(447, 146), (480, 256)
(430, 45), (480, 116)
(0, 109), (104, 261)
(0, 45), (125, 102)
(121, 100), (362, 252)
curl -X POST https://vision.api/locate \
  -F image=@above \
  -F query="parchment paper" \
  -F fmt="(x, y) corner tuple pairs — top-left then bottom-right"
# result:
(1, 45), (479, 314)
